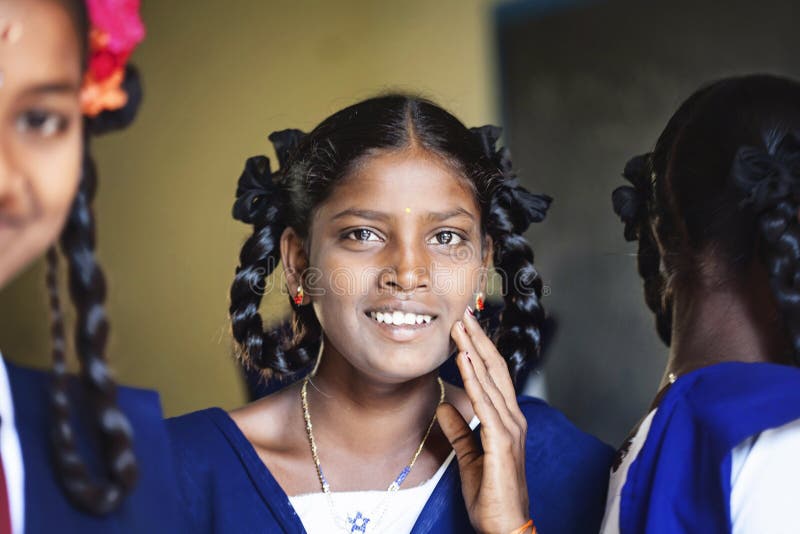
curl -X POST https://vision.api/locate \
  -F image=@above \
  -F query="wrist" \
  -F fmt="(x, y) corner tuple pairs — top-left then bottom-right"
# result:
(509, 518), (535, 534)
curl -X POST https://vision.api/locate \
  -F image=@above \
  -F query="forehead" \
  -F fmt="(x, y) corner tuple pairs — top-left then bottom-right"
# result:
(0, 0), (82, 89)
(317, 148), (480, 218)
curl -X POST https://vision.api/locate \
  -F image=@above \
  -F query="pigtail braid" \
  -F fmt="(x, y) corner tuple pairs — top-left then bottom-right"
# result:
(471, 126), (552, 382)
(230, 130), (321, 378)
(47, 135), (137, 515)
(612, 154), (672, 345)
(732, 133), (800, 362)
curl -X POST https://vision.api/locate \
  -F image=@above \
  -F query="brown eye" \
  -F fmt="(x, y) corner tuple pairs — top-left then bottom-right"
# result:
(16, 109), (69, 138)
(429, 230), (463, 246)
(347, 228), (380, 242)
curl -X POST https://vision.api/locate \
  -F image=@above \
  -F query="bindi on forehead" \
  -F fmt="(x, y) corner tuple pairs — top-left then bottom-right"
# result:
(310, 147), (482, 234)
(0, 18), (23, 44)
(0, 10), (22, 88)
(0, 0), (82, 90)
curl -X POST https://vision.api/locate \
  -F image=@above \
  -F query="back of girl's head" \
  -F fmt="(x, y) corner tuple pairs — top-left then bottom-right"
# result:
(45, 0), (144, 515)
(613, 74), (800, 356)
(231, 94), (551, 385)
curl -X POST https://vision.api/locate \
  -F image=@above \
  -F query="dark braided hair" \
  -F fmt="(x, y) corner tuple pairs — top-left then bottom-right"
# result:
(44, 0), (144, 514)
(612, 154), (672, 345)
(230, 95), (551, 385)
(613, 74), (800, 360)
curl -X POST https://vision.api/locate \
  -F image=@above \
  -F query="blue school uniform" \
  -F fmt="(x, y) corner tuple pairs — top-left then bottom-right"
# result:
(167, 395), (614, 534)
(616, 362), (800, 533)
(6, 362), (181, 533)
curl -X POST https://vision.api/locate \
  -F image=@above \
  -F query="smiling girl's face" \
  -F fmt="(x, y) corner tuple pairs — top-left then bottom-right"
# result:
(0, 0), (83, 288)
(284, 145), (491, 383)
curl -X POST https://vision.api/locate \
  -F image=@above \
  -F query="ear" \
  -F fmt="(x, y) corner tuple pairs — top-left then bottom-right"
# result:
(280, 227), (309, 301)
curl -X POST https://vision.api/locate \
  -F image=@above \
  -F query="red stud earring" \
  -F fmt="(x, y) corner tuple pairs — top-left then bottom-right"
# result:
(294, 285), (304, 306)
(475, 292), (485, 312)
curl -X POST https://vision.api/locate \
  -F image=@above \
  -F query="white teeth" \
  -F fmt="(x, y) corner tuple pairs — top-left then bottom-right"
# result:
(369, 311), (434, 326)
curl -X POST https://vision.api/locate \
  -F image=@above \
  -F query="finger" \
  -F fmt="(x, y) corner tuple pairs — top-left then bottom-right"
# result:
(455, 350), (514, 453)
(452, 320), (514, 421)
(451, 320), (503, 406)
(437, 402), (483, 506)
(455, 314), (522, 426)
(437, 402), (482, 485)
(462, 308), (525, 422)
(462, 307), (517, 402)
(453, 323), (518, 431)
(450, 318), (476, 356)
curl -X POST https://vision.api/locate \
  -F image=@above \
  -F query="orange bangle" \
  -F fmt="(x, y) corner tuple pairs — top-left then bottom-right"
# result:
(510, 519), (536, 534)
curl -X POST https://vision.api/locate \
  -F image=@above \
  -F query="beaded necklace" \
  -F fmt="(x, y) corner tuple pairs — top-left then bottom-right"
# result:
(300, 376), (445, 533)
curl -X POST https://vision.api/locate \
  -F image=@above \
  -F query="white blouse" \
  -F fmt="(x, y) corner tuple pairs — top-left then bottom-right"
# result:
(290, 416), (480, 534)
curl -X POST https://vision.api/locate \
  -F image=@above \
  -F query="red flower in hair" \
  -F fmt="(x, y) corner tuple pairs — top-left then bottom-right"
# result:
(81, 0), (145, 117)
(85, 0), (145, 54)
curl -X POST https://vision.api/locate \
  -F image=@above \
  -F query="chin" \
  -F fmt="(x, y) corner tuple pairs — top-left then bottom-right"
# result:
(364, 350), (447, 384)
(0, 233), (46, 290)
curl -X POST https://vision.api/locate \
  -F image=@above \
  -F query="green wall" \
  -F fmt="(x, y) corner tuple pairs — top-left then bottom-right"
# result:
(0, 0), (501, 416)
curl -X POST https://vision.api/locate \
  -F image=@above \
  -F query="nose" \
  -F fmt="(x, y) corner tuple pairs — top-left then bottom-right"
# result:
(378, 238), (431, 295)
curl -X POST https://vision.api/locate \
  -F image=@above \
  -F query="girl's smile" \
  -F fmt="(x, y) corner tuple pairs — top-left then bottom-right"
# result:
(362, 300), (439, 342)
(282, 145), (490, 381)
(0, 0), (83, 287)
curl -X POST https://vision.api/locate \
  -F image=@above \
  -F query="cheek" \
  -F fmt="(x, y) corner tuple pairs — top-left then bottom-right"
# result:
(28, 133), (82, 229)
(0, 134), (81, 286)
(430, 250), (487, 298)
(308, 250), (377, 325)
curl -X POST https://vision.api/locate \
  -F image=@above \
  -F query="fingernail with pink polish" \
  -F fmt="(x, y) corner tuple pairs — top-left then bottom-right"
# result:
(466, 306), (475, 317)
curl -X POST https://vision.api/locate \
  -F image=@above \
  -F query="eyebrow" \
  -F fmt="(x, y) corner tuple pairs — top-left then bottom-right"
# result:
(21, 81), (80, 97)
(423, 207), (475, 222)
(331, 209), (390, 222)
(331, 207), (475, 222)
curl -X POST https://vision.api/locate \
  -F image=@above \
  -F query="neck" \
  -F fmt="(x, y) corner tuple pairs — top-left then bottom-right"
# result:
(663, 272), (791, 389)
(304, 339), (444, 458)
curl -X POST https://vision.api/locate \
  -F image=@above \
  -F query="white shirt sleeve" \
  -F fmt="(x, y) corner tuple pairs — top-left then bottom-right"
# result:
(0, 356), (24, 534)
(730, 417), (800, 534)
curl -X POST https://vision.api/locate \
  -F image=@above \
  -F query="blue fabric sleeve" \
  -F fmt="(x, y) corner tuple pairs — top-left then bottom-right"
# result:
(620, 362), (800, 534)
(519, 397), (614, 534)
(7, 362), (181, 533)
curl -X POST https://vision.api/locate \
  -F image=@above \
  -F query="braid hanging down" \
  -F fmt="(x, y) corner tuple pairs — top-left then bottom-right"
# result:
(46, 65), (143, 515)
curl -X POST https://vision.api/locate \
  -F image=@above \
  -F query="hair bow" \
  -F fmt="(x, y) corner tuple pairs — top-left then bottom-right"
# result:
(471, 125), (552, 233)
(612, 153), (653, 242)
(232, 156), (284, 225)
(471, 125), (512, 173)
(491, 178), (552, 234)
(268, 129), (307, 168)
(732, 133), (800, 214)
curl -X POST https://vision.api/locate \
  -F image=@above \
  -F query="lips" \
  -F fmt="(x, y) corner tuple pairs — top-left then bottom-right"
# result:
(369, 310), (433, 326)
(362, 303), (439, 341)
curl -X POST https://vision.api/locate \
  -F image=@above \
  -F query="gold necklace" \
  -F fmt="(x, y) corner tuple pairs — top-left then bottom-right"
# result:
(300, 376), (445, 532)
